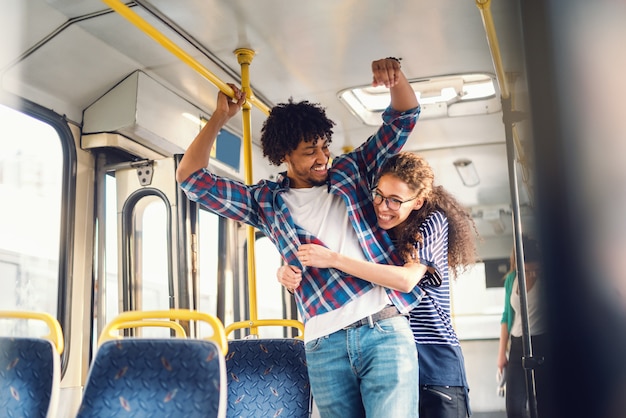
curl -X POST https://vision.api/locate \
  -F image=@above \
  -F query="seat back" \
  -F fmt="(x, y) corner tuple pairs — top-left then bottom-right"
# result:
(226, 338), (311, 418)
(0, 337), (60, 418)
(0, 311), (63, 418)
(77, 338), (226, 418)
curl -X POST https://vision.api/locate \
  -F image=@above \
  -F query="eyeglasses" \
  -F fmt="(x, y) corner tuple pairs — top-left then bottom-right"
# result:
(371, 190), (418, 211)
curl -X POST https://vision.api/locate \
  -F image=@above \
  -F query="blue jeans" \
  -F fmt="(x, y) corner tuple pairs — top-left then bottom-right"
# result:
(305, 315), (419, 418)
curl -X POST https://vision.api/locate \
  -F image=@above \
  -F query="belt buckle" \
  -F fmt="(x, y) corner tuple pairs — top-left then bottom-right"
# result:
(343, 306), (395, 330)
(342, 321), (356, 330)
(343, 315), (367, 330)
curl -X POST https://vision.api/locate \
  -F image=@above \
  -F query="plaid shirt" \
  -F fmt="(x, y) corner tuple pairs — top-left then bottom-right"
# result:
(181, 105), (423, 321)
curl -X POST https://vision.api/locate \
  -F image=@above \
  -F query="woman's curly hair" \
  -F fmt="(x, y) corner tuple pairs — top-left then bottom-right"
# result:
(260, 98), (335, 166)
(379, 152), (479, 277)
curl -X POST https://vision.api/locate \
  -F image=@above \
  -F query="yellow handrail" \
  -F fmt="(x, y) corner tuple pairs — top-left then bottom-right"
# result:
(104, 320), (188, 337)
(475, 0), (510, 100)
(0, 310), (64, 354)
(99, 309), (228, 355)
(226, 319), (305, 340)
(100, 0), (270, 115)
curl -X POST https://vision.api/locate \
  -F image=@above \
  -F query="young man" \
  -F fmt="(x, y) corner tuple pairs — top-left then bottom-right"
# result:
(176, 57), (422, 418)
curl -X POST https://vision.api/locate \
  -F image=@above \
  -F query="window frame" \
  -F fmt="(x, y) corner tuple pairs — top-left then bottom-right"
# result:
(0, 93), (77, 374)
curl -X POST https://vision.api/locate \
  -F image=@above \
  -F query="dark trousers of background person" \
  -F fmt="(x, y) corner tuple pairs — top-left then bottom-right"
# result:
(506, 334), (555, 418)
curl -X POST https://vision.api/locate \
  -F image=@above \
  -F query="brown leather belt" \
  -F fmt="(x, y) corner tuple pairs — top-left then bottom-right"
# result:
(342, 305), (401, 329)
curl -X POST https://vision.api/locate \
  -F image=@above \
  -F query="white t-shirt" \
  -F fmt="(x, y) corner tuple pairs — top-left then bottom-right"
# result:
(282, 186), (390, 342)
(510, 278), (547, 337)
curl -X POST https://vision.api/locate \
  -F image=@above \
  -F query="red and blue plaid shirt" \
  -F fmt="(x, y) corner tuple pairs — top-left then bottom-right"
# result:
(180, 105), (423, 321)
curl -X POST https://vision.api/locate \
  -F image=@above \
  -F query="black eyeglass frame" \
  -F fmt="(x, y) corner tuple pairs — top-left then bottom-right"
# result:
(371, 189), (419, 211)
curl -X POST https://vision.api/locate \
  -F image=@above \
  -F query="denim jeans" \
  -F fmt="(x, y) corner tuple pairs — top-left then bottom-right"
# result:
(305, 315), (419, 418)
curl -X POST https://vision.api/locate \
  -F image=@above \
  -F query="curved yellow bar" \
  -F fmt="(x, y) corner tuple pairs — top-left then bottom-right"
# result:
(0, 310), (64, 354)
(226, 319), (304, 340)
(99, 309), (228, 355)
(101, 0), (270, 115)
(104, 320), (188, 338)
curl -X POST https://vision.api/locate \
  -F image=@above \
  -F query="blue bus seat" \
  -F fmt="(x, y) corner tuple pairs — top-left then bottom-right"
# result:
(76, 338), (226, 418)
(225, 338), (311, 418)
(0, 337), (61, 418)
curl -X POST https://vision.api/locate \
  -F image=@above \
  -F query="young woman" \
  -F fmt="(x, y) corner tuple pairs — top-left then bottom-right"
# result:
(278, 151), (478, 418)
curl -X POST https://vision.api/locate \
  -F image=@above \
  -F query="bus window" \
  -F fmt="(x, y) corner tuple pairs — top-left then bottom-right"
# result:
(197, 209), (219, 336)
(254, 236), (285, 338)
(103, 174), (119, 331)
(0, 104), (63, 337)
(451, 262), (505, 340)
(135, 195), (170, 313)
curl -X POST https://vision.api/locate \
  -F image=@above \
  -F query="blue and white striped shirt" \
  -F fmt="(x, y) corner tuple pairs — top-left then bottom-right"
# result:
(409, 210), (469, 391)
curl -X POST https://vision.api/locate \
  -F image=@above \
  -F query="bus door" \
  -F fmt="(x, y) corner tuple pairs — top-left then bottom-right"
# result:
(97, 156), (195, 338)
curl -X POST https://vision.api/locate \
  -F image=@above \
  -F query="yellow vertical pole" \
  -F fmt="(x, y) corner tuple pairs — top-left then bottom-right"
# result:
(235, 48), (259, 334)
(475, 0), (510, 100)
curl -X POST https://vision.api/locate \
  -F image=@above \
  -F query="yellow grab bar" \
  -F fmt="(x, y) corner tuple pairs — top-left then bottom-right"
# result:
(475, 0), (510, 99)
(226, 319), (305, 339)
(101, 0), (269, 115)
(99, 309), (228, 355)
(0, 310), (64, 354)
(103, 320), (188, 338)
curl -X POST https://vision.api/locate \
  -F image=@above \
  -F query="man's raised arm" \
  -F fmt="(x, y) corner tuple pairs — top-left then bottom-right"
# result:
(176, 84), (245, 183)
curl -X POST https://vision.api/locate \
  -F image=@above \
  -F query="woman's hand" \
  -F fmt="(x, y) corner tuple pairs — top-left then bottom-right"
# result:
(297, 244), (337, 268)
(497, 352), (508, 373)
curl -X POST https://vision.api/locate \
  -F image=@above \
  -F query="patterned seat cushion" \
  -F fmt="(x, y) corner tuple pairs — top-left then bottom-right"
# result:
(226, 338), (311, 418)
(77, 338), (226, 418)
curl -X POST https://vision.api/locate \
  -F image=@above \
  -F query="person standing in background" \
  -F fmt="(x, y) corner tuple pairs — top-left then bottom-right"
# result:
(497, 236), (553, 418)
